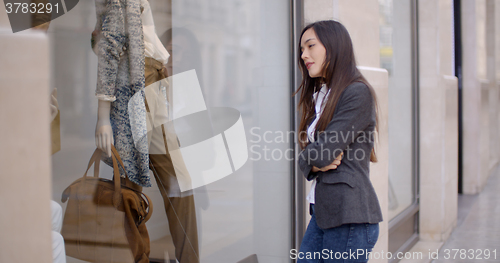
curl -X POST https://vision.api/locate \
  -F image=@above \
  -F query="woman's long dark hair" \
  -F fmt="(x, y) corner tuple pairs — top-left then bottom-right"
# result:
(294, 20), (378, 162)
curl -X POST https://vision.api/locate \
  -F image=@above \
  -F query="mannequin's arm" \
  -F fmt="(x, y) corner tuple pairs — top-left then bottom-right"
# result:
(95, 100), (112, 157)
(94, 0), (126, 102)
(94, 0), (127, 157)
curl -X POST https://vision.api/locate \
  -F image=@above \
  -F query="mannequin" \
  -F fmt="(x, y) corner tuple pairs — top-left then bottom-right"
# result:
(94, 1), (200, 262)
(93, 0), (151, 188)
(94, 0), (168, 157)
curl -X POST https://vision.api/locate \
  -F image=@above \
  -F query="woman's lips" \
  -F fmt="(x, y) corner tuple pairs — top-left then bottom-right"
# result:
(306, 62), (314, 69)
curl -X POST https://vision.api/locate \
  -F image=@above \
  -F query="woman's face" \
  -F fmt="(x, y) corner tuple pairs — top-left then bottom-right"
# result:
(300, 28), (326, 78)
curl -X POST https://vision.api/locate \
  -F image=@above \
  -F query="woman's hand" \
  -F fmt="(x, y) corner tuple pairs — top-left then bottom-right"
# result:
(312, 152), (343, 172)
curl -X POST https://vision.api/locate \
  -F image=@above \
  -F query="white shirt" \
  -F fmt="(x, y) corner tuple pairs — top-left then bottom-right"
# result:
(141, 0), (170, 64)
(306, 84), (330, 204)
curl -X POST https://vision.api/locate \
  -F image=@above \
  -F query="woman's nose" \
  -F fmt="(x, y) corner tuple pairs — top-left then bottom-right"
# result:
(301, 50), (308, 60)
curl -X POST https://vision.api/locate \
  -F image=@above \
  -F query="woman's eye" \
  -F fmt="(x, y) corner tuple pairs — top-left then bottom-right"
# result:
(309, 44), (315, 48)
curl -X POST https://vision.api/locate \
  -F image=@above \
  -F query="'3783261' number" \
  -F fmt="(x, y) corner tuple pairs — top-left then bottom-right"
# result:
(5, 3), (59, 14)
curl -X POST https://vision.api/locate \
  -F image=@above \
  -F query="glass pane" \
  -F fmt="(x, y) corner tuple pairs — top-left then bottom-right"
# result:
(49, 0), (292, 262)
(379, 0), (415, 220)
(169, 1), (292, 262)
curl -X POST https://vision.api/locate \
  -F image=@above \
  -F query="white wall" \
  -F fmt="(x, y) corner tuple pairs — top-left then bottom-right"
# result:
(0, 6), (53, 263)
(418, 0), (458, 242)
(462, 0), (500, 194)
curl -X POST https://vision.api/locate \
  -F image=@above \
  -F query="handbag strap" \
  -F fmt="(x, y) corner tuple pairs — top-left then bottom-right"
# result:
(109, 146), (153, 222)
(110, 145), (133, 184)
(83, 148), (104, 178)
(110, 152), (122, 208)
(81, 145), (130, 208)
(138, 191), (153, 225)
(82, 145), (130, 178)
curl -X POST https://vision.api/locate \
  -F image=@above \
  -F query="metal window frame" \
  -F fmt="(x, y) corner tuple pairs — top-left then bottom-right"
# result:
(291, 0), (305, 259)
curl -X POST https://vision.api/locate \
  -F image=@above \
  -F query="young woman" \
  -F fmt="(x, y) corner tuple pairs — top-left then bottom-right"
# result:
(296, 20), (383, 262)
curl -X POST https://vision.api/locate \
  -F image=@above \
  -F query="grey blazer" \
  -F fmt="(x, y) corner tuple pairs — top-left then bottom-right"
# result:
(298, 81), (383, 230)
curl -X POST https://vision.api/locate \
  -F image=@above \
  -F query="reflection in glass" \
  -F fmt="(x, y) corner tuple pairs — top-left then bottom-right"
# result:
(379, 0), (415, 220)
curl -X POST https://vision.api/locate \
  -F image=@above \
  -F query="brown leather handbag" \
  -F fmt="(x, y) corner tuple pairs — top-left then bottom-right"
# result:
(61, 146), (153, 263)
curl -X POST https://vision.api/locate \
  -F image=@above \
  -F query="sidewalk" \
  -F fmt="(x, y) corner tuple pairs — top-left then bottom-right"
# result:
(399, 165), (500, 263)
(431, 165), (500, 263)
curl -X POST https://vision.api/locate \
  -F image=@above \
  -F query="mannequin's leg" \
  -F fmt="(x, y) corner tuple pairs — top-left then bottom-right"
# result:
(145, 56), (199, 262)
(150, 154), (200, 263)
